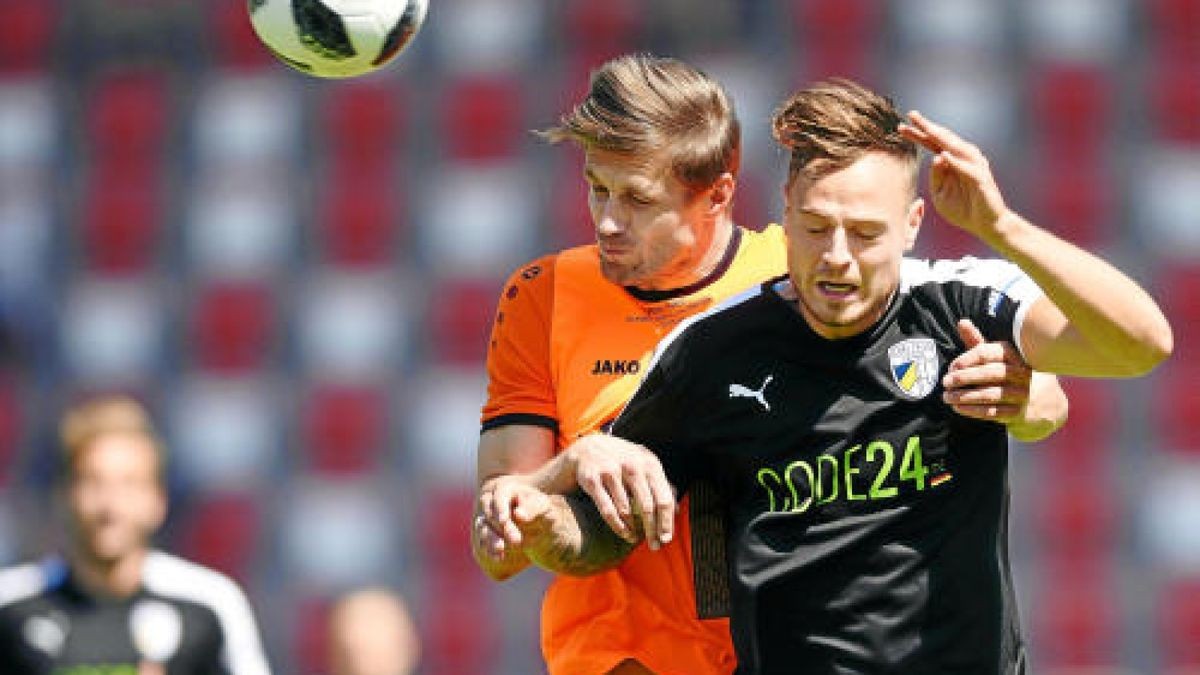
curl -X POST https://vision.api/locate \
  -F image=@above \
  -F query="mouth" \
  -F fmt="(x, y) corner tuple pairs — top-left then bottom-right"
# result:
(816, 281), (858, 299)
(599, 243), (631, 258)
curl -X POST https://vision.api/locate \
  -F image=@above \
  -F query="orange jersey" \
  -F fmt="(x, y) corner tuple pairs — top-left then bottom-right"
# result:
(482, 225), (787, 675)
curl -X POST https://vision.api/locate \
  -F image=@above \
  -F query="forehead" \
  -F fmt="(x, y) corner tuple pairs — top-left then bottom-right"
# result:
(74, 433), (158, 476)
(583, 147), (674, 189)
(787, 152), (913, 220)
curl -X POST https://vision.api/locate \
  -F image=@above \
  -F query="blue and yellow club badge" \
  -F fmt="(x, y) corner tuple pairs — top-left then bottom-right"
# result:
(887, 338), (940, 400)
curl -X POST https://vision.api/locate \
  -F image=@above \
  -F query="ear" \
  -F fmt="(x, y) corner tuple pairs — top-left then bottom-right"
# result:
(707, 172), (735, 214)
(903, 197), (924, 252)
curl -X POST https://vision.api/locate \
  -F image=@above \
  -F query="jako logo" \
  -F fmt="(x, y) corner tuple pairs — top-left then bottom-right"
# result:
(591, 359), (640, 376)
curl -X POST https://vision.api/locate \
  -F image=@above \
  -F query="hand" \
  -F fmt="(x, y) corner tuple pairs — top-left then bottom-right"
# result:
(568, 434), (677, 550)
(476, 474), (540, 559)
(898, 111), (1010, 242)
(942, 319), (1032, 424)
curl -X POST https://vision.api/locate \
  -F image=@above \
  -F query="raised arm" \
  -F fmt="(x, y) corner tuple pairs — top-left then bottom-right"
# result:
(900, 111), (1173, 377)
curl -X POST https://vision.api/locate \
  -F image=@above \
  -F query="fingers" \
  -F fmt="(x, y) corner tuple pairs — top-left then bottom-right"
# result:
(510, 488), (551, 524)
(474, 512), (511, 560)
(579, 468), (635, 542)
(479, 480), (524, 547)
(623, 461), (677, 550)
(956, 319), (985, 349)
(901, 110), (977, 158)
(574, 437), (677, 548)
(944, 383), (1031, 407)
(946, 341), (1012, 374)
(948, 403), (1023, 423)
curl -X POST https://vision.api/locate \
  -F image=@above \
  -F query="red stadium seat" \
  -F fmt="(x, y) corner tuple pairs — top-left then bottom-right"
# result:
(419, 488), (476, 567)
(441, 74), (524, 162)
(291, 595), (333, 675)
(316, 171), (401, 267)
(1155, 364), (1200, 454)
(189, 282), (275, 373)
(302, 384), (388, 476)
(1039, 379), (1119, 474)
(80, 173), (162, 275)
(176, 492), (261, 584)
(321, 81), (407, 173)
(563, 0), (641, 57)
(1156, 264), (1200, 361)
(207, 0), (275, 69)
(87, 69), (171, 164)
(1150, 58), (1200, 143)
(1147, 0), (1200, 59)
(422, 589), (497, 675)
(1030, 65), (1113, 159)
(1158, 577), (1200, 668)
(548, 151), (593, 247)
(1033, 474), (1117, 556)
(1027, 160), (1112, 250)
(0, 380), (22, 487)
(428, 278), (498, 366)
(1032, 564), (1120, 668)
(0, 0), (57, 73)
(792, 0), (882, 82)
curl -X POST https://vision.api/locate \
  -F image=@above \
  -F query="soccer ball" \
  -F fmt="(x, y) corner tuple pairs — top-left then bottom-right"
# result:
(248, 0), (428, 79)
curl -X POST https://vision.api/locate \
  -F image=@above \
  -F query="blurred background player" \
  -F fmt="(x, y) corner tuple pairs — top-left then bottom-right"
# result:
(472, 53), (1068, 675)
(327, 587), (420, 675)
(0, 395), (271, 674)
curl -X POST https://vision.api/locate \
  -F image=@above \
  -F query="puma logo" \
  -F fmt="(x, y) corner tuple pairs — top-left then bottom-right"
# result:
(729, 375), (773, 412)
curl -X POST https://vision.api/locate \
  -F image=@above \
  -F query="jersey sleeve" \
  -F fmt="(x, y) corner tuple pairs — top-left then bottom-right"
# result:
(925, 256), (1045, 357)
(214, 579), (271, 675)
(609, 334), (702, 493)
(481, 256), (559, 433)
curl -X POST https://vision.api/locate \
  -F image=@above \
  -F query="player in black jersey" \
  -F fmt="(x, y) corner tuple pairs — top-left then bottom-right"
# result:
(0, 396), (271, 675)
(488, 79), (1173, 675)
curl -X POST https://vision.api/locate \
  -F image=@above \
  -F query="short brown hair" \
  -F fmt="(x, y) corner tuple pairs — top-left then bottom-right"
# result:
(60, 395), (164, 480)
(541, 53), (741, 193)
(772, 78), (918, 192)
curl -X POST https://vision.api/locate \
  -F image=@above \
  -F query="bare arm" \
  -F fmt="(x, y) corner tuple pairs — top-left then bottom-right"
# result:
(513, 488), (639, 577)
(472, 424), (555, 581)
(901, 112), (1173, 377)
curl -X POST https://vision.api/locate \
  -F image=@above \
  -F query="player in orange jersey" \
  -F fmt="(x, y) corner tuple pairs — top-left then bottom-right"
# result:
(471, 54), (1069, 675)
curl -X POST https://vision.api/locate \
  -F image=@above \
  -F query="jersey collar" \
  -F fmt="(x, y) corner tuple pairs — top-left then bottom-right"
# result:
(624, 226), (744, 303)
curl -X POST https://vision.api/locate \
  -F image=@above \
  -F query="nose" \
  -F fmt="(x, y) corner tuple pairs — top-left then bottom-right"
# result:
(594, 200), (626, 237)
(821, 227), (852, 268)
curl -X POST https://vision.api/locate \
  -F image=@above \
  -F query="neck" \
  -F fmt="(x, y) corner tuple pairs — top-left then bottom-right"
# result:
(70, 546), (147, 598)
(645, 216), (736, 292)
(690, 216), (735, 285)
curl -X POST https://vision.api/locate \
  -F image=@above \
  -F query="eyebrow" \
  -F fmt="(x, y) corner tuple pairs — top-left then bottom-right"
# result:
(797, 208), (887, 228)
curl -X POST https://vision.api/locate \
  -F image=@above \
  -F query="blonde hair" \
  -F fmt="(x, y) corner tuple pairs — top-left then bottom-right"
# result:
(772, 78), (919, 193)
(60, 395), (164, 480)
(541, 53), (740, 194)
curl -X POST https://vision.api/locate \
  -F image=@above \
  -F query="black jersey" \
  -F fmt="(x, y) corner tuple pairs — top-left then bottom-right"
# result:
(0, 551), (271, 675)
(611, 257), (1044, 675)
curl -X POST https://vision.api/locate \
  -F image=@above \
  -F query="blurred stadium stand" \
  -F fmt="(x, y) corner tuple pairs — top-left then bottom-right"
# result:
(0, 0), (1197, 673)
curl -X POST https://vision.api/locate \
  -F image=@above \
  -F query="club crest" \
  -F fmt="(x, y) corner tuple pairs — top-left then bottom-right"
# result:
(887, 338), (939, 400)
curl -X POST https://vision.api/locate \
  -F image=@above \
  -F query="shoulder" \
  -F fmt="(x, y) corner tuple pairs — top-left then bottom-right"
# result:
(737, 224), (787, 265)
(647, 282), (771, 373)
(0, 558), (63, 610)
(141, 552), (252, 618)
(746, 223), (787, 247)
(901, 256), (1035, 296)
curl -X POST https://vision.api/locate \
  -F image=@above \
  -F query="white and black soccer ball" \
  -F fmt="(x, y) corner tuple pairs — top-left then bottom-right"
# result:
(248, 0), (428, 79)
